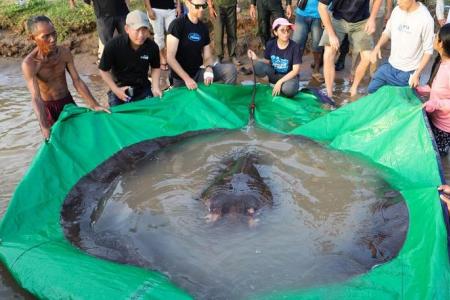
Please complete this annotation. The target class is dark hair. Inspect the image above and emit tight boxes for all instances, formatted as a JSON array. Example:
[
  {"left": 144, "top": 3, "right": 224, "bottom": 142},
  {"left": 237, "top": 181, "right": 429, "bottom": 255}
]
[
  {"left": 438, "top": 23, "right": 450, "bottom": 57},
  {"left": 26, "top": 15, "right": 53, "bottom": 35}
]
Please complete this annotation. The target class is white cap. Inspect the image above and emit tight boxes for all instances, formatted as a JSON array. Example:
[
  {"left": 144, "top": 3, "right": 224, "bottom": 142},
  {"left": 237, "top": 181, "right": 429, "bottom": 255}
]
[{"left": 126, "top": 10, "right": 150, "bottom": 30}]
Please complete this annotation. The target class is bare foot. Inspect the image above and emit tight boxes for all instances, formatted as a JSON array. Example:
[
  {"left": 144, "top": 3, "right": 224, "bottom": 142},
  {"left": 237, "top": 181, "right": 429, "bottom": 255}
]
[{"left": 349, "top": 86, "right": 357, "bottom": 98}]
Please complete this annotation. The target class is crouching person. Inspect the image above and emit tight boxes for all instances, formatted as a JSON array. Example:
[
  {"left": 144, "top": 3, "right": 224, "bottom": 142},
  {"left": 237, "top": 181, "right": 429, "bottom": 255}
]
[
  {"left": 247, "top": 18, "right": 300, "bottom": 98},
  {"left": 99, "top": 10, "right": 162, "bottom": 106},
  {"left": 166, "top": 0, "right": 237, "bottom": 89}
]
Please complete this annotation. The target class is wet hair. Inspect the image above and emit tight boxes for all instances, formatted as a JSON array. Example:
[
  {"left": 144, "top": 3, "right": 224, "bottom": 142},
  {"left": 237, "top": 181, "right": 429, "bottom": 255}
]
[
  {"left": 26, "top": 15, "right": 53, "bottom": 35},
  {"left": 438, "top": 23, "right": 450, "bottom": 57}
]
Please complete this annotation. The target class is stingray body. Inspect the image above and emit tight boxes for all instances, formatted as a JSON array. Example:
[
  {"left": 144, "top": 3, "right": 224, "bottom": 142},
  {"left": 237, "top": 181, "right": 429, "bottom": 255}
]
[{"left": 200, "top": 154, "right": 273, "bottom": 223}]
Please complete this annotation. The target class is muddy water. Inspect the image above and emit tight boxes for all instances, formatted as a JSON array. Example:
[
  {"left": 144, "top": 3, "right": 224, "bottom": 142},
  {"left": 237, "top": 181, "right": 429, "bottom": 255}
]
[
  {"left": 0, "top": 53, "right": 439, "bottom": 299},
  {"left": 62, "top": 129, "right": 408, "bottom": 299}
]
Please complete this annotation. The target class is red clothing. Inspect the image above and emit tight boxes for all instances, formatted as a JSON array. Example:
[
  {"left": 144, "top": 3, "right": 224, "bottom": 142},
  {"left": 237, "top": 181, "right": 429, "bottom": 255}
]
[{"left": 42, "top": 94, "right": 76, "bottom": 127}]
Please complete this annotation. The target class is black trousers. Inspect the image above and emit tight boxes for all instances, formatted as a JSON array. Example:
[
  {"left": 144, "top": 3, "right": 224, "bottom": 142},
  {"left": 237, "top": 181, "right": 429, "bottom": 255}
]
[
  {"left": 213, "top": 5, "right": 238, "bottom": 59},
  {"left": 256, "top": 0, "right": 284, "bottom": 45},
  {"left": 96, "top": 15, "right": 127, "bottom": 45}
]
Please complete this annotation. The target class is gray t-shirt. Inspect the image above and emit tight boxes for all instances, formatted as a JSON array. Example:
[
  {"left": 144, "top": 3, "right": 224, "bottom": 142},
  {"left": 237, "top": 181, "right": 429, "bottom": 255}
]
[{"left": 384, "top": 3, "right": 434, "bottom": 72}]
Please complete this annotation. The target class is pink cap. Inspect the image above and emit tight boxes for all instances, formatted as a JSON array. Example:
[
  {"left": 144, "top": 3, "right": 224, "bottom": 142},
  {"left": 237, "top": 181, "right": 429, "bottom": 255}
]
[{"left": 272, "top": 18, "right": 295, "bottom": 30}]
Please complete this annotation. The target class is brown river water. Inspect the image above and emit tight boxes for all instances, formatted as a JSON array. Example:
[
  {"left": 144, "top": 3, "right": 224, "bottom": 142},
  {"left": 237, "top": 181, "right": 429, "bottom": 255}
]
[{"left": 0, "top": 55, "right": 446, "bottom": 299}]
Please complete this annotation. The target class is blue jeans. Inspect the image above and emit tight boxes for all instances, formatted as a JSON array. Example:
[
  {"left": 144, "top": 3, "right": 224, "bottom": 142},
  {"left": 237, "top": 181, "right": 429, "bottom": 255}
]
[
  {"left": 108, "top": 86, "right": 153, "bottom": 107},
  {"left": 254, "top": 61, "right": 299, "bottom": 98},
  {"left": 368, "top": 63, "right": 414, "bottom": 94},
  {"left": 292, "top": 15, "right": 323, "bottom": 62}
]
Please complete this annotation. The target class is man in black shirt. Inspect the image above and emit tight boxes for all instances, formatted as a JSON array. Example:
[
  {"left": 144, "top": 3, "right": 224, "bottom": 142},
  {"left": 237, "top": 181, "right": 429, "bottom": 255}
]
[
  {"left": 318, "top": 0, "right": 382, "bottom": 99},
  {"left": 99, "top": 10, "right": 162, "bottom": 106},
  {"left": 166, "top": 0, "right": 237, "bottom": 89}
]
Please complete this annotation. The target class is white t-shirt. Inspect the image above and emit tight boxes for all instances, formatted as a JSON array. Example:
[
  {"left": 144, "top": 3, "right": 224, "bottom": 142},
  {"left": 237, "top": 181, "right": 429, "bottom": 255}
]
[{"left": 384, "top": 3, "right": 434, "bottom": 72}]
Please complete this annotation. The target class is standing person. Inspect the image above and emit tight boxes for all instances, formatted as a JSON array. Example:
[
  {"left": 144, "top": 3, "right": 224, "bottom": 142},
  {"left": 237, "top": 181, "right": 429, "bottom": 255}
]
[
  {"left": 74, "top": 0, "right": 130, "bottom": 61},
  {"left": 166, "top": 0, "right": 237, "bottom": 89},
  {"left": 436, "top": 0, "right": 450, "bottom": 27},
  {"left": 99, "top": 10, "right": 162, "bottom": 106},
  {"left": 368, "top": 0, "right": 434, "bottom": 94},
  {"left": 247, "top": 18, "right": 300, "bottom": 98},
  {"left": 144, "top": 0, "right": 181, "bottom": 71},
  {"left": 423, "top": 24, "right": 450, "bottom": 156},
  {"left": 22, "top": 16, "right": 109, "bottom": 140},
  {"left": 318, "top": 0, "right": 382, "bottom": 99},
  {"left": 292, "top": 0, "right": 323, "bottom": 82},
  {"left": 207, "top": 0, "right": 241, "bottom": 65},
  {"left": 249, "top": 0, "right": 292, "bottom": 45}
]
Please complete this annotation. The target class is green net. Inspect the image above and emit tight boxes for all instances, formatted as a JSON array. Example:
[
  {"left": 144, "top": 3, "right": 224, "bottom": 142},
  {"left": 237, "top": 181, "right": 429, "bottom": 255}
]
[{"left": 0, "top": 84, "right": 448, "bottom": 299}]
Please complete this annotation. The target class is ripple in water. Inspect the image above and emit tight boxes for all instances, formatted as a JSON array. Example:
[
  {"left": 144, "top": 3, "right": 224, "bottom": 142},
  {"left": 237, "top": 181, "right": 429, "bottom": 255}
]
[{"left": 62, "top": 128, "right": 408, "bottom": 300}]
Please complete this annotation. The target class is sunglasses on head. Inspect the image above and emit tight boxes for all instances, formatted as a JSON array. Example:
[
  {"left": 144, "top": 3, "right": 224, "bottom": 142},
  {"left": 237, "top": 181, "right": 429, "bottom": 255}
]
[{"left": 188, "top": 0, "right": 208, "bottom": 9}]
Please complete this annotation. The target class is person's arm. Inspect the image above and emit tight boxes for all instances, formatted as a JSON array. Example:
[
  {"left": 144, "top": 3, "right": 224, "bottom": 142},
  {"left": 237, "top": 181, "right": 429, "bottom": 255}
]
[
  {"left": 285, "top": 0, "right": 292, "bottom": 19},
  {"left": 202, "top": 44, "right": 215, "bottom": 85},
  {"left": 99, "top": 69, "right": 131, "bottom": 101},
  {"left": 247, "top": 49, "right": 270, "bottom": 64},
  {"left": 436, "top": 0, "right": 446, "bottom": 27},
  {"left": 125, "top": 0, "right": 131, "bottom": 9},
  {"left": 66, "top": 51, "right": 110, "bottom": 112},
  {"left": 175, "top": 0, "right": 181, "bottom": 16},
  {"left": 144, "top": 0, "right": 156, "bottom": 20},
  {"left": 22, "top": 57, "right": 51, "bottom": 140},
  {"left": 384, "top": 0, "right": 393, "bottom": 24},
  {"left": 365, "top": 0, "right": 382, "bottom": 35},
  {"left": 272, "top": 64, "right": 300, "bottom": 96},
  {"left": 151, "top": 68, "right": 162, "bottom": 97},
  {"left": 425, "top": 99, "right": 450, "bottom": 113},
  {"left": 208, "top": 0, "right": 217, "bottom": 20},
  {"left": 69, "top": 0, "right": 75, "bottom": 8},
  {"left": 409, "top": 19, "right": 434, "bottom": 88},
  {"left": 166, "top": 34, "right": 198, "bottom": 89},
  {"left": 369, "top": 32, "right": 390, "bottom": 63},
  {"left": 318, "top": 1, "right": 339, "bottom": 51},
  {"left": 250, "top": 0, "right": 257, "bottom": 20}
]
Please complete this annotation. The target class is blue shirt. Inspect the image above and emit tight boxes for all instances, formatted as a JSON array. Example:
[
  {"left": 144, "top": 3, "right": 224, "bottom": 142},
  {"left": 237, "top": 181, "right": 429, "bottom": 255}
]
[
  {"left": 295, "top": 0, "right": 320, "bottom": 18},
  {"left": 264, "top": 39, "right": 301, "bottom": 75}
]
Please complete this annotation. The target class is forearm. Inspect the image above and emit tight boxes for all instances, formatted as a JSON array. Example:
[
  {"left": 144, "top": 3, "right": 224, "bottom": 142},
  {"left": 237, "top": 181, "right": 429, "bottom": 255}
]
[
  {"left": 167, "top": 56, "right": 192, "bottom": 81},
  {"left": 414, "top": 53, "right": 432, "bottom": 76},
  {"left": 318, "top": 4, "right": 336, "bottom": 38},
  {"left": 99, "top": 70, "right": 120, "bottom": 92},
  {"left": 151, "top": 68, "right": 161, "bottom": 92},
  {"left": 144, "top": 0, "right": 152, "bottom": 11},
  {"left": 279, "top": 67, "right": 300, "bottom": 83},
  {"left": 31, "top": 96, "right": 50, "bottom": 129},
  {"left": 73, "top": 79, "right": 100, "bottom": 108},
  {"left": 374, "top": 33, "right": 390, "bottom": 50},
  {"left": 369, "top": 0, "right": 382, "bottom": 21},
  {"left": 436, "top": 0, "right": 445, "bottom": 20}
]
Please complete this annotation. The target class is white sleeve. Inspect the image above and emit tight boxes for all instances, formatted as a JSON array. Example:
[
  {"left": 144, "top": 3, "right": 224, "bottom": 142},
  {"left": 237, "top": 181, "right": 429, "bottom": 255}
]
[
  {"left": 436, "top": 0, "right": 445, "bottom": 20},
  {"left": 422, "top": 17, "right": 435, "bottom": 55}
]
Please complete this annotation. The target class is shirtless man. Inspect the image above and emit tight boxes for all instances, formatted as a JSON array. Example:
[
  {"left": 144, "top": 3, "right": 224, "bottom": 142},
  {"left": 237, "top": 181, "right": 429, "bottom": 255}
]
[{"left": 22, "top": 15, "right": 109, "bottom": 141}]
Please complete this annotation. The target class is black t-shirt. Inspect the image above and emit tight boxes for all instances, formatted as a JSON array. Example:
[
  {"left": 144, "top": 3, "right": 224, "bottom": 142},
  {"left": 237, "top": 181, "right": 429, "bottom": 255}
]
[
  {"left": 99, "top": 34, "right": 160, "bottom": 89},
  {"left": 92, "top": 0, "right": 129, "bottom": 18},
  {"left": 264, "top": 39, "right": 301, "bottom": 75},
  {"left": 319, "top": 0, "right": 370, "bottom": 23},
  {"left": 168, "top": 15, "right": 210, "bottom": 79},
  {"left": 150, "top": 0, "right": 175, "bottom": 10}
]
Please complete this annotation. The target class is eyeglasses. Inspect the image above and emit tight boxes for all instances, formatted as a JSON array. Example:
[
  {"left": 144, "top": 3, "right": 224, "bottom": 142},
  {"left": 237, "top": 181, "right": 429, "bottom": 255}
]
[
  {"left": 278, "top": 27, "right": 292, "bottom": 34},
  {"left": 188, "top": 0, "right": 208, "bottom": 9}
]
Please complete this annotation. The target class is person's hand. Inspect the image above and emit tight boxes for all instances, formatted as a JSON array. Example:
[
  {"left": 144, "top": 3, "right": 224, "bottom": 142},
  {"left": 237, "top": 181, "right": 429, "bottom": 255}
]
[
  {"left": 364, "top": 18, "right": 376, "bottom": 35},
  {"left": 203, "top": 67, "right": 214, "bottom": 86},
  {"left": 329, "top": 33, "right": 340, "bottom": 52},
  {"left": 369, "top": 48, "right": 381, "bottom": 64},
  {"left": 152, "top": 88, "right": 163, "bottom": 98},
  {"left": 209, "top": 7, "right": 217, "bottom": 19},
  {"left": 439, "top": 19, "right": 446, "bottom": 27},
  {"left": 41, "top": 126, "right": 51, "bottom": 141},
  {"left": 438, "top": 185, "right": 450, "bottom": 213},
  {"left": 247, "top": 49, "right": 257, "bottom": 60},
  {"left": 147, "top": 8, "right": 156, "bottom": 20},
  {"left": 185, "top": 77, "right": 198, "bottom": 90},
  {"left": 91, "top": 105, "right": 111, "bottom": 114},
  {"left": 409, "top": 72, "right": 420, "bottom": 88},
  {"left": 250, "top": 4, "right": 256, "bottom": 20},
  {"left": 113, "top": 86, "right": 132, "bottom": 102},
  {"left": 176, "top": 6, "right": 182, "bottom": 17},
  {"left": 272, "top": 80, "right": 283, "bottom": 96},
  {"left": 285, "top": 5, "right": 292, "bottom": 19}
]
